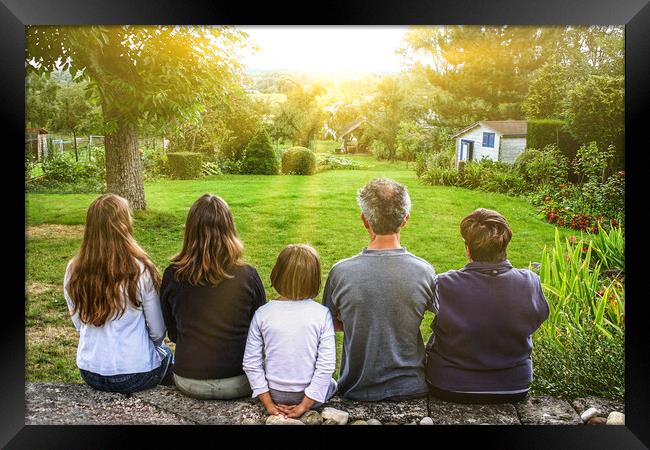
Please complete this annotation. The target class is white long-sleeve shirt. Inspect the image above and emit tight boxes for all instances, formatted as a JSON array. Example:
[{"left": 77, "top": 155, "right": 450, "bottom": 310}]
[
  {"left": 242, "top": 299, "right": 336, "bottom": 403},
  {"left": 63, "top": 259, "right": 166, "bottom": 376}
]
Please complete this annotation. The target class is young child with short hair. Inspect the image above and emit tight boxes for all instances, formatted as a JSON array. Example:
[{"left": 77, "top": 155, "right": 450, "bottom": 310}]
[{"left": 243, "top": 244, "right": 337, "bottom": 418}]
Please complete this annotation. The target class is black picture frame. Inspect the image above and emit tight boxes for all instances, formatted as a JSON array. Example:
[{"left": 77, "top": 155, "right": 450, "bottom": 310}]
[{"left": 3, "top": 0, "right": 648, "bottom": 447}]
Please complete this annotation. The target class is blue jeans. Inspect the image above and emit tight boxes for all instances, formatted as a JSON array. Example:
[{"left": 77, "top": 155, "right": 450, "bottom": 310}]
[{"left": 80, "top": 344, "right": 174, "bottom": 394}]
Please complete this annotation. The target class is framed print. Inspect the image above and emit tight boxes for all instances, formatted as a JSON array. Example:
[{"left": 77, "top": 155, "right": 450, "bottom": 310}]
[{"left": 2, "top": 0, "right": 648, "bottom": 447}]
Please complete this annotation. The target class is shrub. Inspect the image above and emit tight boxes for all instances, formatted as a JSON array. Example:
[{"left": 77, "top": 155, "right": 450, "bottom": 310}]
[
  {"left": 585, "top": 224, "right": 625, "bottom": 273},
  {"left": 416, "top": 150, "right": 454, "bottom": 178},
  {"left": 167, "top": 152, "right": 203, "bottom": 180},
  {"left": 527, "top": 119, "right": 579, "bottom": 164},
  {"left": 573, "top": 142, "right": 615, "bottom": 184},
  {"left": 141, "top": 146, "right": 169, "bottom": 180},
  {"left": 41, "top": 152, "right": 81, "bottom": 184},
  {"left": 420, "top": 166, "right": 459, "bottom": 186},
  {"left": 219, "top": 158, "right": 242, "bottom": 174},
  {"left": 532, "top": 328, "right": 624, "bottom": 400},
  {"left": 316, "top": 154, "right": 365, "bottom": 171},
  {"left": 281, "top": 146, "right": 316, "bottom": 175},
  {"left": 201, "top": 161, "right": 223, "bottom": 177},
  {"left": 240, "top": 130, "right": 279, "bottom": 175},
  {"left": 531, "top": 229, "right": 625, "bottom": 400},
  {"left": 514, "top": 145, "right": 569, "bottom": 187},
  {"left": 29, "top": 150, "right": 105, "bottom": 193},
  {"left": 370, "top": 140, "right": 390, "bottom": 160}
]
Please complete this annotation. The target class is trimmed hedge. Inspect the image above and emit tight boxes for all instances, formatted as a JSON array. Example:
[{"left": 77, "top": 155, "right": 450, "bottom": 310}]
[
  {"left": 167, "top": 152, "right": 203, "bottom": 179},
  {"left": 527, "top": 119, "right": 579, "bottom": 163},
  {"left": 241, "top": 130, "right": 279, "bottom": 175},
  {"left": 281, "top": 146, "right": 317, "bottom": 175}
]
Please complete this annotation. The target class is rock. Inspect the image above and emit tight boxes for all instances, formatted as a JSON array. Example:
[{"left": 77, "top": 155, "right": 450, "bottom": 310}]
[
  {"left": 587, "top": 416, "right": 608, "bottom": 425},
  {"left": 321, "top": 407, "right": 349, "bottom": 425},
  {"left": 428, "top": 396, "right": 520, "bottom": 425},
  {"left": 241, "top": 418, "right": 261, "bottom": 425},
  {"left": 322, "top": 419, "right": 339, "bottom": 425},
  {"left": 299, "top": 410, "right": 323, "bottom": 425},
  {"left": 385, "top": 422, "right": 399, "bottom": 425},
  {"left": 572, "top": 397, "right": 625, "bottom": 419},
  {"left": 515, "top": 396, "right": 582, "bottom": 425},
  {"left": 406, "top": 421, "right": 417, "bottom": 425},
  {"left": 25, "top": 383, "right": 194, "bottom": 425},
  {"left": 367, "top": 418, "right": 382, "bottom": 425},
  {"left": 580, "top": 407, "right": 601, "bottom": 423},
  {"left": 266, "top": 415, "right": 305, "bottom": 425},
  {"left": 350, "top": 419, "right": 368, "bottom": 425},
  {"left": 132, "top": 385, "right": 267, "bottom": 425},
  {"left": 419, "top": 417, "right": 434, "bottom": 425},
  {"left": 606, "top": 411, "right": 625, "bottom": 425}
]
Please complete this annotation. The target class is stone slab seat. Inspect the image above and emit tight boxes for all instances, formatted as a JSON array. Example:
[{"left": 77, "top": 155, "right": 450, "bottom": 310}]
[{"left": 24, "top": 383, "right": 623, "bottom": 426}]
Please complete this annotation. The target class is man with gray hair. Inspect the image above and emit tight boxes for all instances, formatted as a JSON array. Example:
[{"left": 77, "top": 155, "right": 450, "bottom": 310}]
[{"left": 323, "top": 178, "right": 437, "bottom": 401}]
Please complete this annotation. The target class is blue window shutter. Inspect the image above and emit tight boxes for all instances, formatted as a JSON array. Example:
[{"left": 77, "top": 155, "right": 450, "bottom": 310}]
[{"left": 482, "top": 132, "right": 495, "bottom": 148}]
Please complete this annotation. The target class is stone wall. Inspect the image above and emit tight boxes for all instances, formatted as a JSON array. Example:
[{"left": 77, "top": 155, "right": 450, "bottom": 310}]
[{"left": 25, "top": 383, "right": 625, "bottom": 426}]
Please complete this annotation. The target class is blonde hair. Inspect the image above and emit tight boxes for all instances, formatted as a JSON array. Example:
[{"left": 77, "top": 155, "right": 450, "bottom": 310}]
[
  {"left": 67, "top": 193, "right": 161, "bottom": 326},
  {"left": 172, "top": 194, "right": 244, "bottom": 286},
  {"left": 271, "top": 244, "right": 321, "bottom": 300}
]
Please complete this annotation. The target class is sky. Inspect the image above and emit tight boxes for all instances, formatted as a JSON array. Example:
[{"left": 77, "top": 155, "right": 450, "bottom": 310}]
[{"left": 238, "top": 26, "right": 409, "bottom": 76}]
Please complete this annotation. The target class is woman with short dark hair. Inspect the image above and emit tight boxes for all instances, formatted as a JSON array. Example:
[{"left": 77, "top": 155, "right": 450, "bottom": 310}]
[
  {"left": 425, "top": 208, "right": 549, "bottom": 404},
  {"left": 161, "top": 194, "right": 266, "bottom": 399}
]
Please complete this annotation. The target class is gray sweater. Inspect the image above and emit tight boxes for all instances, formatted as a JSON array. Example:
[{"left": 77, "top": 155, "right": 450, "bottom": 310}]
[{"left": 323, "top": 247, "right": 437, "bottom": 401}]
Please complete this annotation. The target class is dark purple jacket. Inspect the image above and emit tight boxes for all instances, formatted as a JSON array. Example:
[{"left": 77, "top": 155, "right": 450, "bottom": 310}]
[{"left": 425, "top": 260, "right": 549, "bottom": 392}]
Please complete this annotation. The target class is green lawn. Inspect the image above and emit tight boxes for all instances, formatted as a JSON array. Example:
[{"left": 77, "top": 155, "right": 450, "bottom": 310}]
[{"left": 26, "top": 154, "right": 573, "bottom": 382}]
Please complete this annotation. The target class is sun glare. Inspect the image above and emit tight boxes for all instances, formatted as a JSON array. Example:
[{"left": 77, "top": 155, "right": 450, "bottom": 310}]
[{"left": 238, "top": 26, "right": 409, "bottom": 77}]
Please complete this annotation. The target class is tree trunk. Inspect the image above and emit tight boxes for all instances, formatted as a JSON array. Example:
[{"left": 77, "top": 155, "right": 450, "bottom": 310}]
[
  {"left": 72, "top": 131, "right": 78, "bottom": 162},
  {"left": 104, "top": 122, "right": 147, "bottom": 210}
]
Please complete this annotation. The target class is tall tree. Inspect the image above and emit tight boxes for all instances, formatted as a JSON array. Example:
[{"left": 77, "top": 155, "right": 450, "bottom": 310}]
[
  {"left": 49, "top": 77, "right": 102, "bottom": 161},
  {"left": 274, "top": 84, "right": 325, "bottom": 148},
  {"left": 26, "top": 26, "right": 247, "bottom": 209},
  {"left": 522, "top": 63, "right": 570, "bottom": 120},
  {"left": 363, "top": 77, "right": 405, "bottom": 160},
  {"left": 565, "top": 74, "right": 624, "bottom": 167},
  {"left": 25, "top": 72, "right": 59, "bottom": 129}
]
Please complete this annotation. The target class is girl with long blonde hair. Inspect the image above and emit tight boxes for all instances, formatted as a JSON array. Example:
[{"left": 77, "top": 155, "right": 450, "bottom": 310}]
[
  {"left": 161, "top": 194, "right": 266, "bottom": 399},
  {"left": 64, "top": 193, "right": 173, "bottom": 393}
]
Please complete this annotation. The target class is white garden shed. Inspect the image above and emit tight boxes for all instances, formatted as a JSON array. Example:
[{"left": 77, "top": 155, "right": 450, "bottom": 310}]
[{"left": 451, "top": 120, "right": 527, "bottom": 165}]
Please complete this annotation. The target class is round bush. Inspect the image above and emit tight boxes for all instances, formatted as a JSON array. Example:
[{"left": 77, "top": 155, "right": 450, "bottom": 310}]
[
  {"left": 241, "top": 130, "right": 279, "bottom": 175},
  {"left": 281, "top": 147, "right": 316, "bottom": 175}
]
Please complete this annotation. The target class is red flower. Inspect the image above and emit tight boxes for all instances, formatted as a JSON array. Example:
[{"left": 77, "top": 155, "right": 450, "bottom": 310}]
[
  {"left": 569, "top": 236, "right": 577, "bottom": 244},
  {"left": 596, "top": 290, "right": 604, "bottom": 298},
  {"left": 582, "top": 246, "right": 589, "bottom": 253}
]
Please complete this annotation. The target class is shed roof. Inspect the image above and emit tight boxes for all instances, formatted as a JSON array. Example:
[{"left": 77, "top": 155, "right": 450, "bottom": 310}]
[
  {"left": 26, "top": 127, "right": 48, "bottom": 134},
  {"left": 451, "top": 120, "right": 527, "bottom": 138},
  {"left": 339, "top": 118, "right": 365, "bottom": 138}
]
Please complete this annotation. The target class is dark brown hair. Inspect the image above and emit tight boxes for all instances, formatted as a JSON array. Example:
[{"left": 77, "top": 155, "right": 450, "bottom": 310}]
[
  {"left": 67, "top": 194, "right": 161, "bottom": 326},
  {"left": 172, "top": 194, "right": 244, "bottom": 286},
  {"left": 460, "top": 208, "right": 512, "bottom": 263},
  {"left": 271, "top": 244, "right": 321, "bottom": 300}
]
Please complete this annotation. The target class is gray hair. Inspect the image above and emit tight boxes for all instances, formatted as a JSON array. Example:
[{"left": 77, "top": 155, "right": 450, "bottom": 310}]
[{"left": 356, "top": 178, "right": 411, "bottom": 235}]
